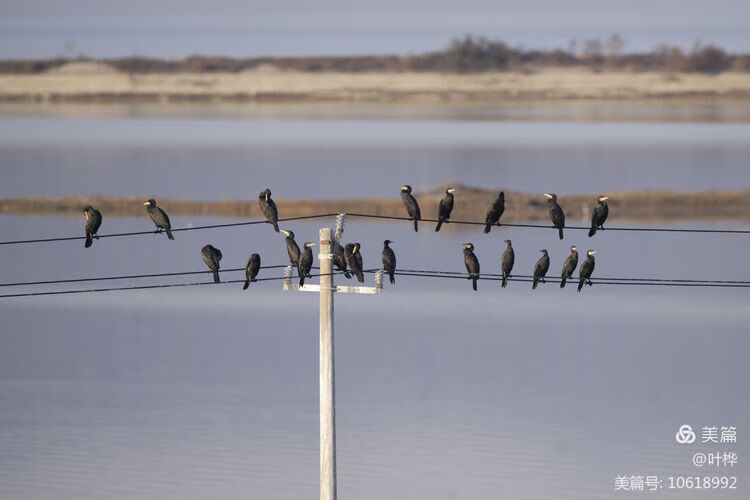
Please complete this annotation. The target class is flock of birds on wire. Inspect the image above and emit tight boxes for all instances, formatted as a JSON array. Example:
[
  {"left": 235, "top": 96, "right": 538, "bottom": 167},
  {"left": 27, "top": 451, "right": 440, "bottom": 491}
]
[{"left": 81, "top": 186, "right": 611, "bottom": 293}]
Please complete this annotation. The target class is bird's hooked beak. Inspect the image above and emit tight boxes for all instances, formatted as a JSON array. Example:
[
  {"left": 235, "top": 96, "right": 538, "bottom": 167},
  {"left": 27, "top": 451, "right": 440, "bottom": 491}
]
[
  {"left": 143, "top": 201, "right": 150, "bottom": 206},
  {"left": 590, "top": 250, "right": 597, "bottom": 255},
  {"left": 571, "top": 246, "right": 577, "bottom": 251},
  {"left": 83, "top": 210, "right": 88, "bottom": 219},
  {"left": 281, "top": 230, "right": 290, "bottom": 236},
  {"left": 401, "top": 186, "right": 407, "bottom": 191},
  {"left": 544, "top": 193, "right": 552, "bottom": 199},
  {"left": 265, "top": 192, "right": 269, "bottom": 201},
  {"left": 601, "top": 196, "right": 609, "bottom": 201},
  {"left": 448, "top": 188, "right": 456, "bottom": 193}
]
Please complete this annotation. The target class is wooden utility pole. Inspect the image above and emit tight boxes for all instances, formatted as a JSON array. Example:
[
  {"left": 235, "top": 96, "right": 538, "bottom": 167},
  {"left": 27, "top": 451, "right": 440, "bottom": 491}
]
[{"left": 283, "top": 222, "right": 382, "bottom": 500}]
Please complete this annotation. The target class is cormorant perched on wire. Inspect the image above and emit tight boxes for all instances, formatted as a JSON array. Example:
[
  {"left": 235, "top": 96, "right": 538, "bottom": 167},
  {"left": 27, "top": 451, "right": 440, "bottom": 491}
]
[
  {"left": 280, "top": 230, "right": 300, "bottom": 268},
  {"left": 345, "top": 243, "right": 365, "bottom": 283},
  {"left": 298, "top": 242, "right": 315, "bottom": 286},
  {"left": 83, "top": 205, "right": 102, "bottom": 248},
  {"left": 201, "top": 244, "right": 222, "bottom": 283},
  {"left": 333, "top": 241, "right": 350, "bottom": 279},
  {"left": 484, "top": 192, "right": 505, "bottom": 234},
  {"left": 588, "top": 196, "right": 609, "bottom": 237},
  {"left": 501, "top": 239, "right": 514, "bottom": 288},
  {"left": 144, "top": 199, "right": 174, "bottom": 240},
  {"left": 560, "top": 245, "right": 578, "bottom": 288},
  {"left": 258, "top": 188, "right": 279, "bottom": 232},
  {"left": 435, "top": 187, "right": 455, "bottom": 232},
  {"left": 382, "top": 240, "right": 396, "bottom": 284},
  {"left": 544, "top": 193, "right": 565, "bottom": 240},
  {"left": 463, "top": 243, "right": 480, "bottom": 291},
  {"left": 243, "top": 253, "right": 261, "bottom": 289},
  {"left": 400, "top": 185, "right": 421, "bottom": 232},
  {"left": 532, "top": 249, "right": 550, "bottom": 290},
  {"left": 578, "top": 250, "right": 596, "bottom": 292}
]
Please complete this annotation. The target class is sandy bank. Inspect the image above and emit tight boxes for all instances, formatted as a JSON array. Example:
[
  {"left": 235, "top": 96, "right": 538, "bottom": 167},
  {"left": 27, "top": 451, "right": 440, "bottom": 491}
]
[
  {"left": 2, "top": 69, "right": 750, "bottom": 103},
  {"left": 3, "top": 187, "right": 749, "bottom": 224}
]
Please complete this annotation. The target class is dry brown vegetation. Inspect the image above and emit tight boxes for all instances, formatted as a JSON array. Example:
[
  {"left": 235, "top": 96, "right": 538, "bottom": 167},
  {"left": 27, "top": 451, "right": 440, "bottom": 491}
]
[{"left": 3, "top": 186, "right": 749, "bottom": 224}]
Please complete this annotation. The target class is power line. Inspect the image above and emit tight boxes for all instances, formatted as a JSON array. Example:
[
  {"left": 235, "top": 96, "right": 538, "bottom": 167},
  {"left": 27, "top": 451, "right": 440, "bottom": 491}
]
[
  {"left": 345, "top": 213, "right": 750, "bottom": 234},
  {"left": 0, "top": 213, "right": 339, "bottom": 246}
]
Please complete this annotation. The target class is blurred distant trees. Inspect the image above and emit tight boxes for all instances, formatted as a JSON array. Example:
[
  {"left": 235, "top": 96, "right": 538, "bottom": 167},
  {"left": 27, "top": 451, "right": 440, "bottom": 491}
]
[{"left": 0, "top": 35, "right": 746, "bottom": 74}]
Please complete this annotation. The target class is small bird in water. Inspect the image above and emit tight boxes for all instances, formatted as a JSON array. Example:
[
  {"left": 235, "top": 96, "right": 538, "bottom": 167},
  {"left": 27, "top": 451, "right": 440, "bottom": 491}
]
[
  {"left": 532, "top": 249, "right": 550, "bottom": 290},
  {"left": 258, "top": 188, "right": 279, "bottom": 232},
  {"left": 560, "top": 245, "right": 578, "bottom": 289},
  {"left": 544, "top": 193, "right": 565, "bottom": 240},
  {"left": 333, "top": 240, "right": 350, "bottom": 279},
  {"left": 201, "top": 244, "right": 222, "bottom": 283},
  {"left": 578, "top": 250, "right": 596, "bottom": 292},
  {"left": 382, "top": 240, "right": 396, "bottom": 285},
  {"left": 280, "top": 230, "right": 300, "bottom": 268},
  {"left": 501, "top": 239, "right": 514, "bottom": 288},
  {"left": 345, "top": 243, "right": 365, "bottom": 283},
  {"left": 298, "top": 242, "right": 315, "bottom": 286},
  {"left": 243, "top": 253, "right": 261, "bottom": 289},
  {"left": 83, "top": 205, "right": 102, "bottom": 248},
  {"left": 400, "top": 185, "right": 421, "bottom": 232},
  {"left": 483, "top": 191, "right": 505, "bottom": 234},
  {"left": 435, "top": 187, "right": 455, "bottom": 232},
  {"left": 144, "top": 199, "right": 174, "bottom": 240},
  {"left": 463, "top": 243, "right": 480, "bottom": 291},
  {"left": 588, "top": 195, "right": 609, "bottom": 237}
]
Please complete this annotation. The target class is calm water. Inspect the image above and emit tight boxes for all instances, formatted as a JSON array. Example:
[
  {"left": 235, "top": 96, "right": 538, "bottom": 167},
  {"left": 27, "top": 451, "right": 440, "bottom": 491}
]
[
  {"left": 0, "top": 213, "right": 749, "bottom": 499},
  {"left": 2, "top": 116, "right": 750, "bottom": 200}
]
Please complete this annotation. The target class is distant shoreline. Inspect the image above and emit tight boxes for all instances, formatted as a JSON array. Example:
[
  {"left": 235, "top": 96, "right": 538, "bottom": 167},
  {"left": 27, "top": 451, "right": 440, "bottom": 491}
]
[
  {"left": 3, "top": 187, "right": 749, "bottom": 223},
  {"left": 2, "top": 68, "right": 750, "bottom": 104}
]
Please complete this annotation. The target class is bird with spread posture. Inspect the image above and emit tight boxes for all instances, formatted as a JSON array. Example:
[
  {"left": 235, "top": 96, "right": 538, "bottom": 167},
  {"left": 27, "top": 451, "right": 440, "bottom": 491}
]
[
  {"left": 578, "top": 250, "right": 596, "bottom": 292},
  {"left": 400, "top": 185, "right": 421, "bottom": 232},
  {"left": 501, "top": 239, "right": 514, "bottom": 288},
  {"left": 280, "top": 230, "right": 300, "bottom": 268},
  {"left": 83, "top": 205, "right": 102, "bottom": 248},
  {"left": 333, "top": 240, "right": 350, "bottom": 279},
  {"left": 345, "top": 243, "right": 365, "bottom": 283},
  {"left": 484, "top": 191, "right": 505, "bottom": 234},
  {"left": 382, "top": 240, "right": 396, "bottom": 284},
  {"left": 243, "top": 253, "right": 261, "bottom": 289},
  {"left": 463, "top": 243, "right": 480, "bottom": 291},
  {"left": 144, "top": 199, "right": 174, "bottom": 240},
  {"left": 532, "top": 249, "right": 550, "bottom": 290},
  {"left": 435, "top": 187, "right": 455, "bottom": 232},
  {"left": 560, "top": 245, "right": 578, "bottom": 289},
  {"left": 588, "top": 195, "right": 609, "bottom": 237},
  {"left": 201, "top": 244, "right": 222, "bottom": 283},
  {"left": 298, "top": 242, "right": 315, "bottom": 286},
  {"left": 544, "top": 193, "right": 565, "bottom": 240},
  {"left": 258, "top": 188, "right": 279, "bottom": 232}
]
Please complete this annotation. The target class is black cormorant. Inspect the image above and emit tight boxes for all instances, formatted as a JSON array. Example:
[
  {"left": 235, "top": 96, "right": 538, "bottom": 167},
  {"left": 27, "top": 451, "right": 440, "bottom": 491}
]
[
  {"left": 345, "top": 243, "right": 365, "bottom": 283},
  {"left": 588, "top": 196, "right": 609, "bottom": 237},
  {"left": 484, "top": 191, "right": 505, "bottom": 234},
  {"left": 258, "top": 188, "right": 279, "bottom": 232},
  {"left": 280, "top": 230, "right": 300, "bottom": 267},
  {"left": 243, "top": 253, "right": 261, "bottom": 289},
  {"left": 501, "top": 239, "right": 514, "bottom": 288},
  {"left": 463, "top": 243, "right": 480, "bottom": 291},
  {"left": 435, "top": 187, "right": 455, "bottom": 232},
  {"left": 144, "top": 199, "right": 174, "bottom": 240},
  {"left": 400, "top": 185, "right": 421, "bottom": 232},
  {"left": 382, "top": 240, "right": 396, "bottom": 284},
  {"left": 333, "top": 240, "right": 350, "bottom": 279},
  {"left": 201, "top": 244, "right": 222, "bottom": 283},
  {"left": 544, "top": 193, "right": 565, "bottom": 240},
  {"left": 532, "top": 249, "right": 550, "bottom": 290},
  {"left": 83, "top": 205, "right": 102, "bottom": 248},
  {"left": 560, "top": 245, "right": 578, "bottom": 288},
  {"left": 578, "top": 250, "right": 596, "bottom": 292},
  {"left": 298, "top": 242, "right": 315, "bottom": 286}
]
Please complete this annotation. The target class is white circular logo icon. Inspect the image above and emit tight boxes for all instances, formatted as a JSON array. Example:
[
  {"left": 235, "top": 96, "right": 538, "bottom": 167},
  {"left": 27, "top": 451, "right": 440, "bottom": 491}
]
[{"left": 675, "top": 424, "right": 696, "bottom": 444}]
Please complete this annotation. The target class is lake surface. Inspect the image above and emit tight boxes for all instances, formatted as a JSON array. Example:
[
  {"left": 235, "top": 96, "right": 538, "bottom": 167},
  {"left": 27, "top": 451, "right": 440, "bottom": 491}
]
[
  {"left": 2, "top": 116, "right": 750, "bottom": 200},
  {"left": 1, "top": 213, "right": 748, "bottom": 500}
]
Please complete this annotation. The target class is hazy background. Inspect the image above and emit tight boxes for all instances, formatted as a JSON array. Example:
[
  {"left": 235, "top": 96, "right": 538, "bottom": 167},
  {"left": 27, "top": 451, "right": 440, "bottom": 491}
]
[{"left": 1, "top": 0, "right": 750, "bottom": 59}]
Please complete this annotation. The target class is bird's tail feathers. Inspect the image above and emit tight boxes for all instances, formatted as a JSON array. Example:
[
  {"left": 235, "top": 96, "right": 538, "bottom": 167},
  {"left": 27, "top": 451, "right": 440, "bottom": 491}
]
[
  {"left": 243, "top": 280, "right": 250, "bottom": 290},
  {"left": 435, "top": 221, "right": 443, "bottom": 232},
  {"left": 560, "top": 277, "right": 567, "bottom": 288},
  {"left": 85, "top": 235, "right": 93, "bottom": 248},
  {"left": 558, "top": 227, "right": 564, "bottom": 240},
  {"left": 166, "top": 228, "right": 175, "bottom": 240},
  {"left": 588, "top": 226, "right": 596, "bottom": 237}
]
